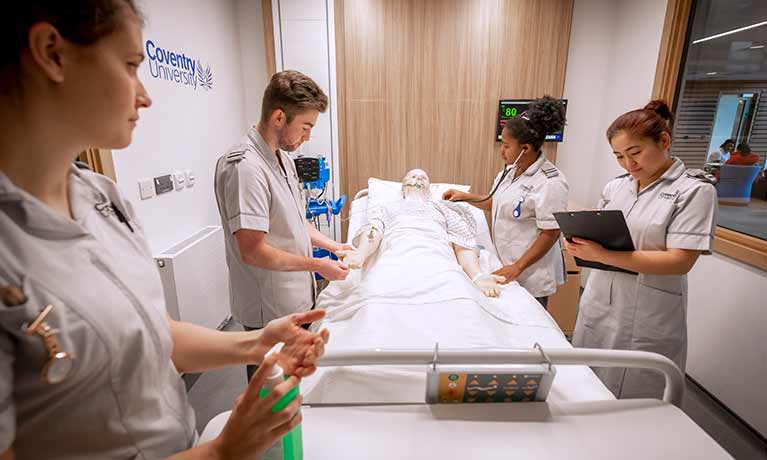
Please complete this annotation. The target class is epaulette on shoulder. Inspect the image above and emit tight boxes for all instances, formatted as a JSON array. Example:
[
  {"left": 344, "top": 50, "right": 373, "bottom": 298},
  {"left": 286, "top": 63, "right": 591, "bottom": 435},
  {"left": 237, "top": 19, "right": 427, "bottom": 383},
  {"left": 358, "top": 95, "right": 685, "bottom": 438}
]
[
  {"left": 615, "top": 172, "right": 630, "bottom": 179},
  {"left": 226, "top": 149, "right": 248, "bottom": 163},
  {"left": 541, "top": 166, "right": 559, "bottom": 179},
  {"left": 685, "top": 169, "right": 716, "bottom": 184}
]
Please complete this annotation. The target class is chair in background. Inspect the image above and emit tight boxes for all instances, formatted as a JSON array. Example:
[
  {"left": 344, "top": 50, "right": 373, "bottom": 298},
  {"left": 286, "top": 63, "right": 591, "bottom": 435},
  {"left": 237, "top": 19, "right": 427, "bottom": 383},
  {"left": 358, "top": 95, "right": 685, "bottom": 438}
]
[{"left": 716, "top": 165, "right": 761, "bottom": 206}]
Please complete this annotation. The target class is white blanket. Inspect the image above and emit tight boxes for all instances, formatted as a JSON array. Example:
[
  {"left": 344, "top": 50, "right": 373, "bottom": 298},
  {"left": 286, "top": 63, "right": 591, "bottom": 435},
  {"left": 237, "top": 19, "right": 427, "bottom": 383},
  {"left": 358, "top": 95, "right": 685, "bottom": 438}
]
[{"left": 318, "top": 201, "right": 549, "bottom": 327}]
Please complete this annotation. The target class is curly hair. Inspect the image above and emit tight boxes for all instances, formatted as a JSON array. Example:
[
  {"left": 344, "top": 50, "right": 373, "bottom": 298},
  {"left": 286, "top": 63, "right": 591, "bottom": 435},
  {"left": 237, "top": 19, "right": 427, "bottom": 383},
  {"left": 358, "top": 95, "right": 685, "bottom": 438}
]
[{"left": 503, "top": 96, "right": 566, "bottom": 150}]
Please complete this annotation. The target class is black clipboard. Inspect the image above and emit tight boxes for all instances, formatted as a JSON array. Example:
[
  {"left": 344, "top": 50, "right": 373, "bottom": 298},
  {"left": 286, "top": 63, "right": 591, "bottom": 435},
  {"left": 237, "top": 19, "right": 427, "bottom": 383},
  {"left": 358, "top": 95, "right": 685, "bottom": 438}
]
[{"left": 553, "top": 210, "right": 637, "bottom": 275}]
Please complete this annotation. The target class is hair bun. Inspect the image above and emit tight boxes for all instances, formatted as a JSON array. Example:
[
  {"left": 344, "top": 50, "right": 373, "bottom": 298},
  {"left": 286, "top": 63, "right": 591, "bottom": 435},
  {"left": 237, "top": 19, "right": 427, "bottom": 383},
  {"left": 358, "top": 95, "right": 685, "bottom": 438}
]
[
  {"left": 643, "top": 100, "right": 673, "bottom": 123},
  {"left": 526, "top": 96, "right": 566, "bottom": 136}
]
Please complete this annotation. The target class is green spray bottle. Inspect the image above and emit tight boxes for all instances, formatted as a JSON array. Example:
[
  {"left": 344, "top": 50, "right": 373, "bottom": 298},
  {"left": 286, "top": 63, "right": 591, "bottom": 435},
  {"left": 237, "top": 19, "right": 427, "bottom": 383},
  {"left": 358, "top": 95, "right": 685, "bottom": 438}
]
[{"left": 260, "top": 362, "right": 303, "bottom": 460}]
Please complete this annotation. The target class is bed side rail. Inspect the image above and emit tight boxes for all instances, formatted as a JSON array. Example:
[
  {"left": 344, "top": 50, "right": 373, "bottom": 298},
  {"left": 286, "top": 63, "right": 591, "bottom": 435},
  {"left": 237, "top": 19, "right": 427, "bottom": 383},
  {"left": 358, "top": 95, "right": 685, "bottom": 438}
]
[{"left": 318, "top": 346, "right": 685, "bottom": 406}]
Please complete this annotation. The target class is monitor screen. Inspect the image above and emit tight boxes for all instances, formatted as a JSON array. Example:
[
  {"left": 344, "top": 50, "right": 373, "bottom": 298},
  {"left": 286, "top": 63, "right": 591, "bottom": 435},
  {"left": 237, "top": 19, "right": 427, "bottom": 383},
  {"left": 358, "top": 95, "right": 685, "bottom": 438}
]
[{"left": 496, "top": 99, "right": 568, "bottom": 142}]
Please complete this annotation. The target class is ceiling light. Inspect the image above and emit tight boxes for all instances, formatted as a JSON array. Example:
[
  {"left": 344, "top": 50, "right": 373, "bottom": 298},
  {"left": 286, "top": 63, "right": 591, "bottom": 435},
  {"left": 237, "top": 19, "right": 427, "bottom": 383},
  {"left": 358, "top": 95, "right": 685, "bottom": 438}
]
[
  {"left": 706, "top": 72, "right": 718, "bottom": 75},
  {"left": 750, "top": 44, "right": 766, "bottom": 49},
  {"left": 692, "top": 20, "right": 767, "bottom": 44}
]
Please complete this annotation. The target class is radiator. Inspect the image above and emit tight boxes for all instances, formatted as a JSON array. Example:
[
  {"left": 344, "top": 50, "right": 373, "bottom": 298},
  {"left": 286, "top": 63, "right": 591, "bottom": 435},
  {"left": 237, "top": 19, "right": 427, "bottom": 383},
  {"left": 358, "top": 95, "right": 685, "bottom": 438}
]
[{"left": 155, "top": 226, "right": 232, "bottom": 330}]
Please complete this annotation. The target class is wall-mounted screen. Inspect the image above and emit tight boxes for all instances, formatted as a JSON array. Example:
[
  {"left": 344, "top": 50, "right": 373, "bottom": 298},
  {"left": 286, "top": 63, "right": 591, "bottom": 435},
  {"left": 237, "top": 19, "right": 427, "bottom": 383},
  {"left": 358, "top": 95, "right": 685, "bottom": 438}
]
[{"left": 496, "top": 99, "right": 568, "bottom": 142}]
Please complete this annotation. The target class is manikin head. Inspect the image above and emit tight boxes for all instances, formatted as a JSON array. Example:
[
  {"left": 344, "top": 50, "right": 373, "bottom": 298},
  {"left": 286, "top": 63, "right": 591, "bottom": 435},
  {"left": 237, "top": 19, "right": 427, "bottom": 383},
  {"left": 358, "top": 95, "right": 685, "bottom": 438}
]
[{"left": 401, "top": 169, "right": 431, "bottom": 200}]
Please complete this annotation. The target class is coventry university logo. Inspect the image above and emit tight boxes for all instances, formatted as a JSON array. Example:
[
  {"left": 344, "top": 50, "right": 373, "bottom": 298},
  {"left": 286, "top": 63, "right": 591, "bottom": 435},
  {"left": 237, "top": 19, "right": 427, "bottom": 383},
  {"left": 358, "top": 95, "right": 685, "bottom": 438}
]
[
  {"left": 196, "top": 60, "right": 213, "bottom": 90},
  {"left": 145, "top": 39, "right": 214, "bottom": 91}
]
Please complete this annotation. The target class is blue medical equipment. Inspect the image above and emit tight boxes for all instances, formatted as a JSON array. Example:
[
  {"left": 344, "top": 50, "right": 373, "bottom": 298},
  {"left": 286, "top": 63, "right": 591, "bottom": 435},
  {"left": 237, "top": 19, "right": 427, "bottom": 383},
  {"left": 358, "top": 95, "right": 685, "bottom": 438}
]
[{"left": 293, "top": 156, "right": 347, "bottom": 280}]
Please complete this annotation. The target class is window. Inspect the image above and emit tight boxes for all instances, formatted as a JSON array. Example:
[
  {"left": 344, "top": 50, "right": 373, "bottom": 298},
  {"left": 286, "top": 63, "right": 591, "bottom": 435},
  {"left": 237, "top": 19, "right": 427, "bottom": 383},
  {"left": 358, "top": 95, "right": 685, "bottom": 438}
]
[{"left": 673, "top": 0, "right": 767, "bottom": 242}]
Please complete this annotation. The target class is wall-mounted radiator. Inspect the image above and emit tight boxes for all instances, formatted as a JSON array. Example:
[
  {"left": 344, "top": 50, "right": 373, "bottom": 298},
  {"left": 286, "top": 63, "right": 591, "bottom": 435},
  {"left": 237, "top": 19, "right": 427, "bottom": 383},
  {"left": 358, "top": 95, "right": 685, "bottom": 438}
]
[{"left": 155, "top": 226, "right": 231, "bottom": 330}]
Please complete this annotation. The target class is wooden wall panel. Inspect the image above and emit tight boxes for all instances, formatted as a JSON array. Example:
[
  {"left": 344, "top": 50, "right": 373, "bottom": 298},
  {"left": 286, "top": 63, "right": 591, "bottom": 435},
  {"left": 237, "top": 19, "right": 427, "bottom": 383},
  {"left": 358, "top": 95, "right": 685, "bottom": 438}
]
[
  {"left": 335, "top": 0, "right": 574, "bottom": 231},
  {"left": 262, "top": 0, "right": 276, "bottom": 80},
  {"left": 652, "top": 0, "right": 694, "bottom": 104}
]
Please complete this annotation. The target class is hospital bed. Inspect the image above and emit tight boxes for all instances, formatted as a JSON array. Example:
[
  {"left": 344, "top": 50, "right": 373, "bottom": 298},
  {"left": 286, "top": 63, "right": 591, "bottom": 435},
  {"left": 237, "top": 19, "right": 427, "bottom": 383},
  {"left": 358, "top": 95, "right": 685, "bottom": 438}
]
[{"left": 201, "top": 185, "right": 732, "bottom": 459}]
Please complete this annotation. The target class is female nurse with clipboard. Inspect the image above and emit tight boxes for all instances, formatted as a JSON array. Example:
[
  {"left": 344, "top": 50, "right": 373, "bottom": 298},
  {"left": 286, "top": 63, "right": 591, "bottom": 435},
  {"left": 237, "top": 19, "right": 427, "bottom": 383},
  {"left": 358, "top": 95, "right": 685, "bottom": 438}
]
[{"left": 565, "top": 100, "right": 717, "bottom": 399}]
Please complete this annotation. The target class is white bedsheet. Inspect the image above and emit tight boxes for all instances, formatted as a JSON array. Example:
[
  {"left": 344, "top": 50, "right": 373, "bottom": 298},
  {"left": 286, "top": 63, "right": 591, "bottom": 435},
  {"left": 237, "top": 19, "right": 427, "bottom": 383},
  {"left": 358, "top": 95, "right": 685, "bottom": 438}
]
[{"left": 302, "top": 195, "right": 614, "bottom": 404}]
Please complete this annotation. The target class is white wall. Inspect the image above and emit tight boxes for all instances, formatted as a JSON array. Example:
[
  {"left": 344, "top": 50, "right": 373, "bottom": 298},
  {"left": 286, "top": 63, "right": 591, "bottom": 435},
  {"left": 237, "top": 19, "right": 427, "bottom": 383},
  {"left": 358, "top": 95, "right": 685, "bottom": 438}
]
[
  {"left": 113, "top": 0, "right": 256, "bottom": 254},
  {"left": 557, "top": 0, "right": 667, "bottom": 208},
  {"left": 272, "top": 0, "right": 341, "bottom": 240},
  {"left": 687, "top": 255, "right": 767, "bottom": 436}
]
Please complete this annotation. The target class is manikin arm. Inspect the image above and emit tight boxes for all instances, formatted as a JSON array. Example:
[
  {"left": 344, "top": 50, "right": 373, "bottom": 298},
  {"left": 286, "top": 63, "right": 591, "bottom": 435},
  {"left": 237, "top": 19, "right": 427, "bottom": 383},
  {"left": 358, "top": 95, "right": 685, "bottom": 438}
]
[
  {"left": 336, "top": 225, "right": 383, "bottom": 269},
  {"left": 454, "top": 245, "right": 505, "bottom": 297}
]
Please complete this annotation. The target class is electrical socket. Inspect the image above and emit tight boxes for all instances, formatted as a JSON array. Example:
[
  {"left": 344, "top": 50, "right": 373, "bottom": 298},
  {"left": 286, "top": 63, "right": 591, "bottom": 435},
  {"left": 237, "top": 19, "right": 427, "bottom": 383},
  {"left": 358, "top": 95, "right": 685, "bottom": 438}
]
[
  {"left": 172, "top": 171, "right": 185, "bottom": 191},
  {"left": 185, "top": 169, "right": 195, "bottom": 187},
  {"left": 139, "top": 178, "right": 155, "bottom": 200}
]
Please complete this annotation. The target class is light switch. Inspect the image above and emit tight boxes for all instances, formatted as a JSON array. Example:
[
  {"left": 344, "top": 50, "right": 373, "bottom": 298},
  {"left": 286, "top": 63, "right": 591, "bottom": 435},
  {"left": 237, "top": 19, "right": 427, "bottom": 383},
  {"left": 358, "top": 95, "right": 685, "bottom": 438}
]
[
  {"left": 184, "top": 169, "right": 196, "bottom": 187},
  {"left": 139, "top": 178, "right": 155, "bottom": 200},
  {"left": 173, "top": 171, "right": 185, "bottom": 191}
]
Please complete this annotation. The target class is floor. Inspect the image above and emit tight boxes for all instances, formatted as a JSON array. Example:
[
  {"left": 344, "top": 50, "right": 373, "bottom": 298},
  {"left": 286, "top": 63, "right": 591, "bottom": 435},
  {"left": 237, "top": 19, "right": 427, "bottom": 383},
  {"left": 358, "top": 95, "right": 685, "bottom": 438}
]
[
  {"left": 186, "top": 323, "right": 767, "bottom": 459},
  {"left": 718, "top": 198, "right": 767, "bottom": 240}
]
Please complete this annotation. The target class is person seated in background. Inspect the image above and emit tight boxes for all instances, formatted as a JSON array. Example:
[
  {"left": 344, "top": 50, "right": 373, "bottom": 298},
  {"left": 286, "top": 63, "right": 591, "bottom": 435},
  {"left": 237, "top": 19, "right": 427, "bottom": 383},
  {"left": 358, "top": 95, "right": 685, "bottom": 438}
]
[
  {"left": 706, "top": 138, "right": 735, "bottom": 164},
  {"left": 336, "top": 169, "right": 505, "bottom": 298},
  {"left": 725, "top": 142, "right": 760, "bottom": 166}
]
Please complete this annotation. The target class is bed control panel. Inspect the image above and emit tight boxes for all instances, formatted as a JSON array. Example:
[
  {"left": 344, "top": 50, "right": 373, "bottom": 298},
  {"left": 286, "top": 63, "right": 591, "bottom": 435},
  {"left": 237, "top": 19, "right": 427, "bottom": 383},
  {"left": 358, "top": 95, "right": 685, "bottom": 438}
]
[{"left": 425, "top": 364, "right": 555, "bottom": 404}]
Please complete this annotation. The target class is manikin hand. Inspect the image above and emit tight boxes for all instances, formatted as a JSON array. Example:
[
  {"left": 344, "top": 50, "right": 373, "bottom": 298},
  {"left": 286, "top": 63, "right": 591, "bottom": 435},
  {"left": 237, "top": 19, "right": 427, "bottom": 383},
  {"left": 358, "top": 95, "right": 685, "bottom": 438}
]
[
  {"left": 472, "top": 273, "right": 506, "bottom": 297},
  {"left": 335, "top": 248, "right": 366, "bottom": 269}
]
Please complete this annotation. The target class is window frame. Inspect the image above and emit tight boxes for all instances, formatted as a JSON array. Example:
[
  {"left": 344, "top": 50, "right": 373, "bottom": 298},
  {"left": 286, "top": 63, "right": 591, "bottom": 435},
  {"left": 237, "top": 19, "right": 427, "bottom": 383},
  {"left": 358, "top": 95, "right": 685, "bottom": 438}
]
[{"left": 654, "top": 0, "right": 767, "bottom": 271}]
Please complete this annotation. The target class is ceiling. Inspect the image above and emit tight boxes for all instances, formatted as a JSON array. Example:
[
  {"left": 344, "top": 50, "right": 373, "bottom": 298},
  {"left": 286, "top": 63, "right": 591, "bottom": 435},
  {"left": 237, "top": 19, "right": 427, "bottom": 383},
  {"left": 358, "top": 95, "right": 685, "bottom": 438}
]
[{"left": 683, "top": 0, "right": 767, "bottom": 81}]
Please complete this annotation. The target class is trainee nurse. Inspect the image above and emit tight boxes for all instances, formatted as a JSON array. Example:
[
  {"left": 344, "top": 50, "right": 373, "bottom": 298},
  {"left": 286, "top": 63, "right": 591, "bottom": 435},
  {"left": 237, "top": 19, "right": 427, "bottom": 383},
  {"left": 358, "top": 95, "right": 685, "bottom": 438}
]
[
  {"left": 0, "top": 1, "right": 328, "bottom": 458},
  {"left": 566, "top": 100, "right": 717, "bottom": 398},
  {"left": 443, "top": 97, "right": 569, "bottom": 308}
]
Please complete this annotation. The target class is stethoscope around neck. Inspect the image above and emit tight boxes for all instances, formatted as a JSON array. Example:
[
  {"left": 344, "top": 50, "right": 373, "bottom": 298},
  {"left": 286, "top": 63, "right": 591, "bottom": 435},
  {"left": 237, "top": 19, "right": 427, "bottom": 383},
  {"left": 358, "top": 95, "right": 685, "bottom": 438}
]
[{"left": 454, "top": 147, "right": 539, "bottom": 204}]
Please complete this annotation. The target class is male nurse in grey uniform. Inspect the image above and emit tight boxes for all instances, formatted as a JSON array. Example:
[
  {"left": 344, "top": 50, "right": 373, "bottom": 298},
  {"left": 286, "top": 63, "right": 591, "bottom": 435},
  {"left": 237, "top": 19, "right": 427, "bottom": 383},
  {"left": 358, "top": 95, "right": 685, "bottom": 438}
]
[
  {"left": 567, "top": 101, "right": 717, "bottom": 399},
  {"left": 215, "top": 71, "right": 349, "bottom": 381}
]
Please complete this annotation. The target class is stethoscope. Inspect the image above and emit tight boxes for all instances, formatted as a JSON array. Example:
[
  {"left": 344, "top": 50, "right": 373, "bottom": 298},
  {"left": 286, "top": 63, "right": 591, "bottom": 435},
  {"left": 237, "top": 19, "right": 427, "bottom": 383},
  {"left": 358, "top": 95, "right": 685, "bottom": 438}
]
[{"left": 453, "top": 146, "right": 531, "bottom": 204}]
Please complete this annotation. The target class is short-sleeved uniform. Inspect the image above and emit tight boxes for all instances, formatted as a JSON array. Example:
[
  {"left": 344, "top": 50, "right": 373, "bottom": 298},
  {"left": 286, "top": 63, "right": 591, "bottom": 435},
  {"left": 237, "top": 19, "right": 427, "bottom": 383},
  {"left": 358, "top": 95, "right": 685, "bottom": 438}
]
[
  {"left": 572, "top": 158, "right": 718, "bottom": 398},
  {"left": 214, "top": 127, "right": 314, "bottom": 328},
  {"left": 491, "top": 154, "right": 569, "bottom": 298},
  {"left": 0, "top": 167, "right": 195, "bottom": 459}
]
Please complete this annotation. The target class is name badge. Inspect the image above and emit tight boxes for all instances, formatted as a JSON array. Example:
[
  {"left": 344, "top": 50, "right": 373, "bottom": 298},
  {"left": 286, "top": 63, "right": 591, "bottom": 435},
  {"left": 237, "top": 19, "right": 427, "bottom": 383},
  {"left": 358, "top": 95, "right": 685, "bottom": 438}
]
[{"left": 658, "top": 191, "right": 679, "bottom": 202}]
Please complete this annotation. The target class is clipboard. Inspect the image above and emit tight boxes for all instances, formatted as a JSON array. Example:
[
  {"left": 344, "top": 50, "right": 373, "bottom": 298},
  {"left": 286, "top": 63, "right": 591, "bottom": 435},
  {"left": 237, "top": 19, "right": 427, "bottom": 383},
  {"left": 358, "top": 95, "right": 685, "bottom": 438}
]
[{"left": 553, "top": 210, "right": 637, "bottom": 275}]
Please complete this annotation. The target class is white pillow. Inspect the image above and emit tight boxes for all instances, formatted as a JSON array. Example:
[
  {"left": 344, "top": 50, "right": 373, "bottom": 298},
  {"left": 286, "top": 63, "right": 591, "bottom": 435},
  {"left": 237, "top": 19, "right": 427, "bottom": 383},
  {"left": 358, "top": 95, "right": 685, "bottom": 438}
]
[
  {"left": 367, "top": 178, "right": 402, "bottom": 206},
  {"left": 366, "top": 177, "right": 471, "bottom": 207},
  {"left": 431, "top": 182, "right": 471, "bottom": 198}
]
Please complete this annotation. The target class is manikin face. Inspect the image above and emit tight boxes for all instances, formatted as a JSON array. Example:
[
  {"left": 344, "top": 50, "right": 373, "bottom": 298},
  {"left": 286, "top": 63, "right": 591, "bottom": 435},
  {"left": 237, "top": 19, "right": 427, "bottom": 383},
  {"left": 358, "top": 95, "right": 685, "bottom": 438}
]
[{"left": 401, "top": 169, "right": 431, "bottom": 199}]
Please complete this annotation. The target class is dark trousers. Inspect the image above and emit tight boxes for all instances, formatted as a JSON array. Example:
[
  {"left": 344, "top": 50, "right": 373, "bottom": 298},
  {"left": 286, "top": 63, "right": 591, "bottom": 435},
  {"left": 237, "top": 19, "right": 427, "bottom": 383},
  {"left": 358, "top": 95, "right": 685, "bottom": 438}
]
[
  {"left": 243, "top": 325, "right": 262, "bottom": 382},
  {"left": 535, "top": 296, "right": 549, "bottom": 310},
  {"left": 243, "top": 322, "right": 312, "bottom": 382}
]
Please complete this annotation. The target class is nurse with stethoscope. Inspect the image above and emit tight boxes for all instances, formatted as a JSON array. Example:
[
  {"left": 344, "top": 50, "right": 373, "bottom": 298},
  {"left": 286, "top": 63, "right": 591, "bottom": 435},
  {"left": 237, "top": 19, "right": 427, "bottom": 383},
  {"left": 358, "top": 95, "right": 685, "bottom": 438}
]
[
  {"left": 565, "top": 100, "right": 717, "bottom": 399},
  {"left": 444, "top": 97, "right": 569, "bottom": 308}
]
